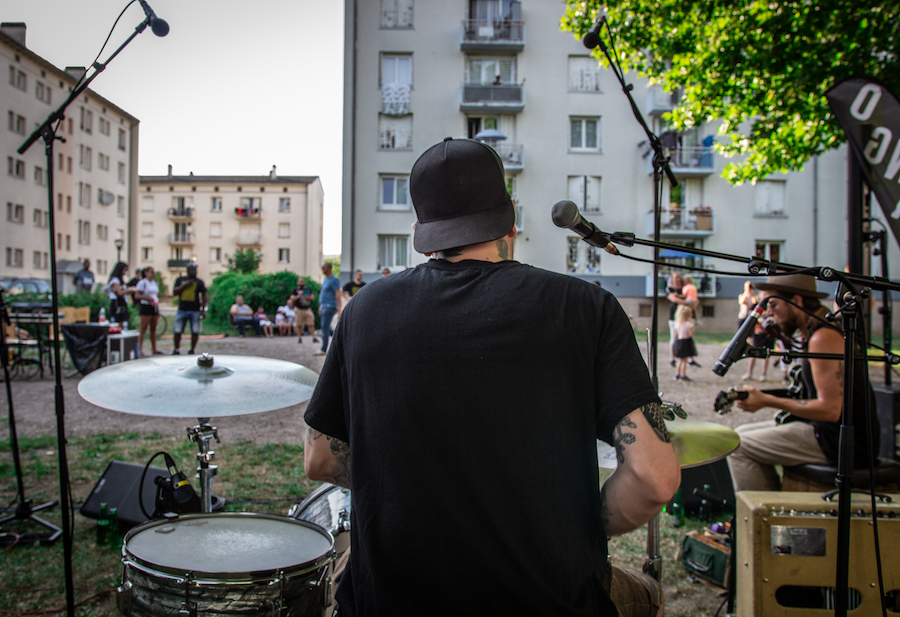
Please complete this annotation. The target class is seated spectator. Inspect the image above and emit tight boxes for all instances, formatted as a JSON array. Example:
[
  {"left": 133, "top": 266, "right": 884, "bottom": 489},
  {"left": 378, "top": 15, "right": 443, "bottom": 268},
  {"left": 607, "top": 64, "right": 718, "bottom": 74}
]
[
  {"left": 277, "top": 299, "right": 296, "bottom": 335},
  {"left": 255, "top": 306, "right": 275, "bottom": 338},
  {"left": 275, "top": 307, "right": 290, "bottom": 336},
  {"left": 230, "top": 295, "right": 261, "bottom": 337}
]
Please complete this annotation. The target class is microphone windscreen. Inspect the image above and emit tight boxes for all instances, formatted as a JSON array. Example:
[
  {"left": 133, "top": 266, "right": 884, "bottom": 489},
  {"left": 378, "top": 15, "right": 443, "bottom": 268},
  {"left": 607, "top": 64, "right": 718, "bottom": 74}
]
[
  {"left": 151, "top": 18, "right": 170, "bottom": 37},
  {"left": 551, "top": 200, "right": 579, "bottom": 228}
]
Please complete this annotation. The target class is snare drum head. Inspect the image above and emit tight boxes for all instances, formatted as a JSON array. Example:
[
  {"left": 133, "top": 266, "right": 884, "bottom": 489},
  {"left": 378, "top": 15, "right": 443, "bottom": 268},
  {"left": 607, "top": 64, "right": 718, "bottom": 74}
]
[{"left": 124, "top": 513, "right": 332, "bottom": 577}]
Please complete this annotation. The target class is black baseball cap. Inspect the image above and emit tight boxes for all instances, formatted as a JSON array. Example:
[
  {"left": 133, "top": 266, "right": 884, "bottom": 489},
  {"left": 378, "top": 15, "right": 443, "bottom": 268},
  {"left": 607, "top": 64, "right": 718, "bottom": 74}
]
[{"left": 410, "top": 138, "right": 514, "bottom": 254}]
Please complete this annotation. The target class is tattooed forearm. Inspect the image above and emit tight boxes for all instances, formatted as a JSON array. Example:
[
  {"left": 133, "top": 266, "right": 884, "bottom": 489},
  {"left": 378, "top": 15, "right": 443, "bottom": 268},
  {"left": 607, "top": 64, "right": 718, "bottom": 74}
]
[
  {"left": 641, "top": 402, "right": 671, "bottom": 443},
  {"left": 613, "top": 416, "right": 637, "bottom": 464},
  {"left": 306, "top": 429, "right": 352, "bottom": 488}
]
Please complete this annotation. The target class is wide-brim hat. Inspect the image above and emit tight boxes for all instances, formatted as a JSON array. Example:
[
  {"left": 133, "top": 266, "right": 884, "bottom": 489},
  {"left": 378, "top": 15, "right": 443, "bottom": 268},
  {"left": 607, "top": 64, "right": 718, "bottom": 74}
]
[
  {"left": 410, "top": 138, "right": 515, "bottom": 254},
  {"left": 754, "top": 273, "right": 829, "bottom": 299}
]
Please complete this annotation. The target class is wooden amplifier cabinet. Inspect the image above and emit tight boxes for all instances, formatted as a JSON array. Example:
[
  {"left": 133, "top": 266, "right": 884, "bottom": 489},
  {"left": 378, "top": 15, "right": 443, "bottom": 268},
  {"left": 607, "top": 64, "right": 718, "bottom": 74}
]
[{"left": 736, "top": 491, "right": 900, "bottom": 616}]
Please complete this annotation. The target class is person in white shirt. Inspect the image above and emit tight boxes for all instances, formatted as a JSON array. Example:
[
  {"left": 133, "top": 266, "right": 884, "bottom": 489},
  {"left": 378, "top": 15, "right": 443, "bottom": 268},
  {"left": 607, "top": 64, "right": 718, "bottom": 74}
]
[{"left": 133, "top": 266, "right": 162, "bottom": 355}]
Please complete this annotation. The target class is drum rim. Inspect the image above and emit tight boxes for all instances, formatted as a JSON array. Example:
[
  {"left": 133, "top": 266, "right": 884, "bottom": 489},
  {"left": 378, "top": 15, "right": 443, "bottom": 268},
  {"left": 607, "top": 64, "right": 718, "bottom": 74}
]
[
  {"left": 122, "top": 512, "right": 334, "bottom": 581},
  {"left": 295, "top": 482, "right": 349, "bottom": 515}
]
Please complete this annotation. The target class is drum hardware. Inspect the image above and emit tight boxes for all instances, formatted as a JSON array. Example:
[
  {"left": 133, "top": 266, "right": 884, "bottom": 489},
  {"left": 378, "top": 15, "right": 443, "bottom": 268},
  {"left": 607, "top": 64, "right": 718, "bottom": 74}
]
[{"left": 187, "top": 420, "right": 220, "bottom": 514}]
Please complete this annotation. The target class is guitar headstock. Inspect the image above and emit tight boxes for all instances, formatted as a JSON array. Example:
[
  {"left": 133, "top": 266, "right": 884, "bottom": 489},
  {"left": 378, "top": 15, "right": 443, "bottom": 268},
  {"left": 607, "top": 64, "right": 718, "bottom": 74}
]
[{"left": 714, "top": 387, "right": 748, "bottom": 414}]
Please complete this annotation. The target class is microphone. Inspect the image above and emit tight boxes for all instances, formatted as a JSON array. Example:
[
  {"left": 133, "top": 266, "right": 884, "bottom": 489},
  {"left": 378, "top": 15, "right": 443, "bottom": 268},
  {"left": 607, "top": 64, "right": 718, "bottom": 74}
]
[
  {"left": 162, "top": 453, "right": 198, "bottom": 507},
  {"left": 551, "top": 200, "right": 618, "bottom": 255},
  {"left": 712, "top": 299, "right": 769, "bottom": 376},
  {"left": 582, "top": 17, "right": 606, "bottom": 50},
  {"left": 138, "top": 0, "right": 170, "bottom": 37}
]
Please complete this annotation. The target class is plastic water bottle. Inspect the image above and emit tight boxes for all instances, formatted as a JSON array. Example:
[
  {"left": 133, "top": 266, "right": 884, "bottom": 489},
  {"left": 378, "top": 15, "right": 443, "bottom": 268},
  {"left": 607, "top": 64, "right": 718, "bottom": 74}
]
[
  {"left": 98, "top": 307, "right": 107, "bottom": 323},
  {"left": 122, "top": 321, "right": 128, "bottom": 331}
]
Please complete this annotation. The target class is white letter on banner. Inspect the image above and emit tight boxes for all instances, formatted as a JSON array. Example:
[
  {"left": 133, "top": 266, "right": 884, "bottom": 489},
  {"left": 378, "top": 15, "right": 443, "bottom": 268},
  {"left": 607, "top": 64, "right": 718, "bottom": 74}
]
[
  {"left": 865, "top": 127, "right": 893, "bottom": 165},
  {"left": 885, "top": 140, "right": 900, "bottom": 182},
  {"left": 850, "top": 84, "right": 882, "bottom": 121}
]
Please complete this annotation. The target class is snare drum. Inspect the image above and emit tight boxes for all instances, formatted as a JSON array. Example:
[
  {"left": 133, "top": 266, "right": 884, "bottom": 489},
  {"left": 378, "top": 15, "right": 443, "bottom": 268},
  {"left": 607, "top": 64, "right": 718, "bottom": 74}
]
[
  {"left": 289, "top": 483, "right": 351, "bottom": 557},
  {"left": 117, "top": 513, "right": 333, "bottom": 617}
]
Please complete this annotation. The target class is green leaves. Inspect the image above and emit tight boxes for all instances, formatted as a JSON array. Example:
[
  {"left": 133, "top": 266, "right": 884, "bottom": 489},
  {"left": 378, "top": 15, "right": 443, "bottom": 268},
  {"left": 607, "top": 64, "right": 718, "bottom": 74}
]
[{"left": 561, "top": 0, "right": 900, "bottom": 183}]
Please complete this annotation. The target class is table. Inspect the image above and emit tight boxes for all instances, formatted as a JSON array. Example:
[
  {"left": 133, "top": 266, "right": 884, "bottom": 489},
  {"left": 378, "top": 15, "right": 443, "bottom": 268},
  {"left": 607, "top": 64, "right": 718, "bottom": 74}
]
[
  {"left": 7, "top": 311, "right": 62, "bottom": 378},
  {"left": 107, "top": 331, "right": 139, "bottom": 364}
]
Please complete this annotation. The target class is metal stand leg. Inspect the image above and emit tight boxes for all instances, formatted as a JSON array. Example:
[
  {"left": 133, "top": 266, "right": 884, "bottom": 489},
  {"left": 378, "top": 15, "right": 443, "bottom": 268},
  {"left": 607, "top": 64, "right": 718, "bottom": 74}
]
[
  {"left": 187, "top": 419, "right": 219, "bottom": 514},
  {"left": 644, "top": 513, "right": 663, "bottom": 581}
]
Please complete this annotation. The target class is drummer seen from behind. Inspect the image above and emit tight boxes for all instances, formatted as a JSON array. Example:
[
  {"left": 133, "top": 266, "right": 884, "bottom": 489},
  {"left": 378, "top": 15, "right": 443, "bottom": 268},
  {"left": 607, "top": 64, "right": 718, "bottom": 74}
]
[{"left": 304, "top": 138, "right": 680, "bottom": 617}]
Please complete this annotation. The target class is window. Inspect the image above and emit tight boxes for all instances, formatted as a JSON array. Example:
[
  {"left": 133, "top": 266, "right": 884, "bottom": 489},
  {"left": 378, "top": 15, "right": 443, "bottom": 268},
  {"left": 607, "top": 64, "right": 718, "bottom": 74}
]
[
  {"left": 65, "top": 235, "right": 70, "bottom": 251},
  {"left": 79, "top": 145, "right": 92, "bottom": 170},
  {"left": 210, "top": 247, "right": 222, "bottom": 262},
  {"left": 381, "top": 54, "right": 412, "bottom": 86},
  {"left": 566, "top": 237, "right": 602, "bottom": 274},
  {"left": 96, "top": 224, "right": 109, "bottom": 240},
  {"left": 117, "top": 196, "right": 125, "bottom": 217},
  {"left": 6, "top": 248, "right": 23, "bottom": 268},
  {"left": 278, "top": 248, "right": 290, "bottom": 263},
  {"left": 568, "top": 56, "right": 602, "bottom": 92},
  {"left": 755, "top": 241, "right": 783, "bottom": 263},
  {"left": 570, "top": 117, "right": 600, "bottom": 151},
  {"left": 58, "top": 153, "right": 64, "bottom": 171},
  {"left": 34, "top": 166, "right": 45, "bottom": 186},
  {"left": 118, "top": 162, "right": 126, "bottom": 184},
  {"left": 381, "top": 0, "right": 414, "bottom": 28},
  {"left": 98, "top": 153, "right": 110, "bottom": 171},
  {"left": 378, "top": 114, "right": 413, "bottom": 150},
  {"left": 66, "top": 156, "right": 72, "bottom": 174},
  {"left": 79, "top": 182, "right": 92, "bottom": 207},
  {"left": 378, "top": 235, "right": 409, "bottom": 269},
  {"left": 98, "top": 117, "right": 110, "bottom": 135},
  {"left": 278, "top": 197, "right": 290, "bottom": 212},
  {"left": 118, "top": 128, "right": 127, "bottom": 151},
  {"left": 33, "top": 251, "right": 42, "bottom": 269},
  {"left": 210, "top": 222, "right": 222, "bottom": 238},
  {"left": 32, "top": 209, "right": 47, "bottom": 227},
  {"left": 7, "top": 203, "right": 24, "bottom": 223},
  {"left": 141, "top": 196, "right": 154, "bottom": 212},
  {"left": 754, "top": 180, "right": 786, "bottom": 217},
  {"left": 141, "top": 222, "right": 154, "bottom": 237},
  {"left": 8, "top": 157, "right": 25, "bottom": 178},
  {"left": 567, "top": 175, "right": 602, "bottom": 213},
  {"left": 35, "top": 81, "right": 51, "bottom": 104},
  {"left": 66, "top": 195, "right": 71, "bottom": 212},
  {"left": 78, "top": 220, "right": 90, "bottom": 245},
  {"left": 211, "top": 196, "right": 222, "bottom": 212},
  {"left": 380, "top": 175, "right": 410, "bottom": 210},
  {"left": 237, "top": 197, "right": 260, "bottom": 216},
  {"left": 466, "top": 57, "right": 515, "bottom": 84},
  {"left": 278, "top": 223, "right": 290, "bottom": 238},
  {"left": 9, "top": 66, "right": 26, "bottom": 91},
  {"left": 8, "top": 111, "right": 26, "bottom": 135},
  {"left": 142, "top": 247, "right": 153, "bottom": 261},
  {"left": 80, "top": 107, "right": 93, "bottom": 133}
]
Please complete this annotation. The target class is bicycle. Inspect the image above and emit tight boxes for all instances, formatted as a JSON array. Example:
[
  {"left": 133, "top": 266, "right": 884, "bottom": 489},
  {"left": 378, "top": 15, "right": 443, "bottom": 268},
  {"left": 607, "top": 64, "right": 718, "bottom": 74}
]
[{"left": 156, "top": 313, "right": 169, "bottom": 337}]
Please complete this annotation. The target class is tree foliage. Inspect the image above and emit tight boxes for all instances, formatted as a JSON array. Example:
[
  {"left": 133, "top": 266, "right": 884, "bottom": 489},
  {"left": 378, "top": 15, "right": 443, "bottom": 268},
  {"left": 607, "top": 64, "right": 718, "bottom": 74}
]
[
  {"left": 224, "top": 248, "right": 261, "bottom": 274},
  {"left": 561, "top": 1, "right": 900, "bottom": 183},
  {"left": 206, "top": 270, "right": 322, "bottom": 330}
]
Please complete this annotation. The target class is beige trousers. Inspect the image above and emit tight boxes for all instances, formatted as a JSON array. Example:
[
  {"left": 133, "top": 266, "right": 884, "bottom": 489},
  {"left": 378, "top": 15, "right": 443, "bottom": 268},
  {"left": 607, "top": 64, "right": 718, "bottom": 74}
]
[{"left": 726, "top": 419, "right": 829, "bottom": 492}]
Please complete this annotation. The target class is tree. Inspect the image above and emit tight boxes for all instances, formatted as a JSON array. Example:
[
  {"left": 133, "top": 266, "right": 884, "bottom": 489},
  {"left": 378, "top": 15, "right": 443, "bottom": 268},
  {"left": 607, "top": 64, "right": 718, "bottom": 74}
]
[
  {"left": 225, "top": 248, "right": 261, "bottom": 274},
  {"left": 561, "top": 1, "right": 900, "bottom": 183}
]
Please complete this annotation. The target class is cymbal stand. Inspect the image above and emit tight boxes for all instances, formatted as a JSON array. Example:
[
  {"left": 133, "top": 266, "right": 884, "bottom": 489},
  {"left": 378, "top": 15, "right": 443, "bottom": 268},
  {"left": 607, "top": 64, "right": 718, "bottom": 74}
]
[
  {"left": 644, "top": 515, "right": 662, "bottom": 581},
  {"left": 187, "top": 419, "right": 219, "bottom": 513}
]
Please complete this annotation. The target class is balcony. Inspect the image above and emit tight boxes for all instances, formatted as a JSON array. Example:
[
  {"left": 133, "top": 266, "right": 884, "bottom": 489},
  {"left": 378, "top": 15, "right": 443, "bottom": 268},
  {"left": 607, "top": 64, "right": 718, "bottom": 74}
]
[
  {"left": 494, "top": 143, "right": 524, "bottom": 173},
  {"left": 460, "top": 83, "right": 524, "bottom": 113},
  {"left": 235, "top": 231, "right": 261, "bottom": 246},
  {"left": 167, "top": 259, "right": 191, "bottom": 269},
  {"left": 647, "top": 145, "right": 717, "bottom": 177},
  {"left": 167, "top": 232, "right": 195, "bottom": 245},
  {"left": 235, "top": 206, "right": 261, "bottom": 219},
  {"left": 167, "top": 207, "right": 194, "bottom": 220},
  {"left": 646, "top": 208, "right": 716, "bottom": 238},
  {"left": 646, "top": 84, "right": 678, "bottom": 116},
  {"left": 460, "top": 19, "right": 525, "bottom": 52}
]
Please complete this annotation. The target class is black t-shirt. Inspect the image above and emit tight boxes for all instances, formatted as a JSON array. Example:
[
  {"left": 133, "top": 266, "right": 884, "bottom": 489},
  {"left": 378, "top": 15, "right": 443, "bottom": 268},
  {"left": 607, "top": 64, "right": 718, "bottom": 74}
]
[
  {"left": 173, "top": 276, "right": 206, "bottom": 312},
  {"left": 305, "top": 260, "right": 659, "bottom": 617},
  {"left": 667, "top": 284, "right": 683, "bottom": 320},
  {"left": 342, "top": 281, "right": 366, "bottom": 297}
]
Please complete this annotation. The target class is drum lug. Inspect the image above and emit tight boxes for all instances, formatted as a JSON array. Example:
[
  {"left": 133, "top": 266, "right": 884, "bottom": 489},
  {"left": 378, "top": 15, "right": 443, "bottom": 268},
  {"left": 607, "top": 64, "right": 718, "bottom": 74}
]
[
  {"left": 336, "top": 509, "right": 350, "bottom": 534},
  {"left": 178, "top": 601, "right": 197, "bottom": 617},
  {"left": 116, "top": 581, "right": 133, "bottom": 616}
]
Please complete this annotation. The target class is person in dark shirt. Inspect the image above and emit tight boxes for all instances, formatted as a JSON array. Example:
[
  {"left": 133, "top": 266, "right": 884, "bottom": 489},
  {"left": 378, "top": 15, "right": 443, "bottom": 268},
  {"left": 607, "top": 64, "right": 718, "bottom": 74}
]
[
  {"left": 72, "top": 259, "right": 94, "bottom": 294},
  {"left": 341, "top": 270, "right": 366, "bottom": 306},
  {"left": 304, "top": 138, "right": 679, "bottom": 617},
  {"left": 171, "top": 264, "right": 207, "bottom": 355}
]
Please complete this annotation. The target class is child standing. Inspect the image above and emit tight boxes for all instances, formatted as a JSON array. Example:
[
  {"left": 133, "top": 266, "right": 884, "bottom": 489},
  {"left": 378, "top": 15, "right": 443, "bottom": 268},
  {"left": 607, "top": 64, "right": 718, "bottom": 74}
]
[{"left": 673, "top": 304, "right": 697, "bottom": 381}]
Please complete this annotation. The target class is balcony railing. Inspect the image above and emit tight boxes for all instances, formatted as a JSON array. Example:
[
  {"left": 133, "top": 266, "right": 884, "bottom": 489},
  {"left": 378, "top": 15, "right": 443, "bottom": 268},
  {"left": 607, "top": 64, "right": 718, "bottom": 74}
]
[
  {"left": 646, "top": 208, "right": 716, "bottom": 236},
  {"left": 460, "top": 19, "right": 525, "bottom": 51},
  {"left": 167, "top": 232, "right": 195, "bottom": 245},
  {"left": 647, "top": 145, "right": 717, "bottom": 177},
  {"left": 646, "top": 84, "right": 678, "bottom": 116},
  {"left": 460, "top": 83, "right": 524, "bottom": 112},
  {"left": 493, "top": 143, "right": 524, "bottom": 173},
  {"left": 167, "top": 207, "right": 194, "bottom": 220},
  {"left": 235, "top": 232, "right": 261, "bottom": 246},
  {"left": 167, "top": 259, "right": 191, "bottom": 269},
  {"left": 235, "top": 206, "right": 261, "bottom": 219}
]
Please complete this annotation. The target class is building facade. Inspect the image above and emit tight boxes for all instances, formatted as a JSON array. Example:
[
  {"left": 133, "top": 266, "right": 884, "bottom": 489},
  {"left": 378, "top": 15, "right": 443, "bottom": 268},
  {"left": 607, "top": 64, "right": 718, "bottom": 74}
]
[
  {"left": 1, "top": 22, "right": 139, "bottom": 294},
  {"left": 137, "top": 167, "right": 324, "bottom": 284},
  {"left": 342, "top": 0, "right": 900, "bottom": 331}
]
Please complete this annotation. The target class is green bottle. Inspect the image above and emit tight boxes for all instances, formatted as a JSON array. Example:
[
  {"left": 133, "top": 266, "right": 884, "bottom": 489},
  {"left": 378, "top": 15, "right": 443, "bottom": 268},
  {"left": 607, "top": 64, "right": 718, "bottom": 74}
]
[
  {"left": 108, "top": 507, "right": 124, "bottom": 551},
  {"left": 96, "top": 502, "right": 110, "bottom": 546},
  {"left": 671, "top": 488, "right": 685, "bottom": 528}
]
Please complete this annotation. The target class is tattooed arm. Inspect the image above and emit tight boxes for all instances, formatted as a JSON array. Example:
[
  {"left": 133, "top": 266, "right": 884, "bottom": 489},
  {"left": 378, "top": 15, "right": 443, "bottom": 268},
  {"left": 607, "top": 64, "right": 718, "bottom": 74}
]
[
  {"left": 304, "top": 427, "right": 351, "bottom": 488},
  {"left": 599, "top": 404, "right": 680, "bottom": 537}
]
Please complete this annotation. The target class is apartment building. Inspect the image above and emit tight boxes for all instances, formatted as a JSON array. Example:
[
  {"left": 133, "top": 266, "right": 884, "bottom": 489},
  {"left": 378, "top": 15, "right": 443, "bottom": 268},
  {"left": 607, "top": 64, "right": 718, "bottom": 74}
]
[
  {"left": 1, "top": 23, "right": 139, "bottom": 293},
  {"left": 137, "top": 167, "right": 324, "bottom": 283},
  {"left": 342, "top": 0, "right": 898, "bottom": 331}
]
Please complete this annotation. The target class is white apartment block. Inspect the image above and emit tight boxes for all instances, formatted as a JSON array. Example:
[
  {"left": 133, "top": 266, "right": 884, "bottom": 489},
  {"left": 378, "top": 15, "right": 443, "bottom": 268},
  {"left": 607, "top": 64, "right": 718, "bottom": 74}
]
[
  {"left": 342, "top": 0, "right": 900, "bottom": 331},
  {"left": 1, "top": 23, "right": 139, "bottom": 293},
  {"left": 137, "top": 167, "right": 324, "bottom": 284}
]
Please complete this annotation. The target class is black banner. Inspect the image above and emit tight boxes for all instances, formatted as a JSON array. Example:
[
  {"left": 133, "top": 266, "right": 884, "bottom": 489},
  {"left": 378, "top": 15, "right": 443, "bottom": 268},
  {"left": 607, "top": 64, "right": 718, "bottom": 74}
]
[{"left": 826, "top": 76, "right": 900, "bottom": 247}]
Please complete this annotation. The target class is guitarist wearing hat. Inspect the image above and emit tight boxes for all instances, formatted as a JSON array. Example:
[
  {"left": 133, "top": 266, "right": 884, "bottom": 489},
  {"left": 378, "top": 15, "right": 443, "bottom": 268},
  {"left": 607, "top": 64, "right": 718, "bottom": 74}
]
[{"left": 726, "top": 273, "right": 879, "bottom": 492}]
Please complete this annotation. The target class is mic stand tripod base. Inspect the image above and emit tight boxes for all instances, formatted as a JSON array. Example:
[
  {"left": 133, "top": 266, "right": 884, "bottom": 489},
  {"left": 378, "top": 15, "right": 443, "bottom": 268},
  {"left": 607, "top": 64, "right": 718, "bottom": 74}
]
[{"left": 0, "top": 498, "right": 63, "bottom": 545}]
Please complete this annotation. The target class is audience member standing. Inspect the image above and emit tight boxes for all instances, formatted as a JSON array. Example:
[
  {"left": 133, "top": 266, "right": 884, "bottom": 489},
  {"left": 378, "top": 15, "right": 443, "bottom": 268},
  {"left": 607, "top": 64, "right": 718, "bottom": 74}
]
[
  {"left": 291, "top": 280, "right": 318, "bottom": 343},
  {"left": 737, "top": 281, "right": 767, "bottom": 380},
  {"left": 673, "top": 305, "right": 697, "bottom": 381},
  {"left": 314, "top": 262, "right": 341, "bottom": 356},
  {"left": 665, "top": 272, "right": 697, "bottom": 367},
  {"left": 134, "top": 267, "right": 162, "bottom": 356},
  {"left": 171, "top": 264, "right": 207, "bottom": 355},
  {"left": 342, "top": 269, "right": 366, "bottom": 307},
  {"left": 73, "top": 259, "right": 95, "bottom": 294},
  {"left": 681, "top": 275, "right": 702, "bottom": 367},
  {"left": 107, "top": 262, "right": 130, "bottom": 324}
]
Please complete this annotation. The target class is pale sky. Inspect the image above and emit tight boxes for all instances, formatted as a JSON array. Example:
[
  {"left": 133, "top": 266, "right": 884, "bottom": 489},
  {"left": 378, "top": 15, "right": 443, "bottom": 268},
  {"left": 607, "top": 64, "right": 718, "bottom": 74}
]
[{"left": 6, "top": 0, "right": 345, "bottom": 254}]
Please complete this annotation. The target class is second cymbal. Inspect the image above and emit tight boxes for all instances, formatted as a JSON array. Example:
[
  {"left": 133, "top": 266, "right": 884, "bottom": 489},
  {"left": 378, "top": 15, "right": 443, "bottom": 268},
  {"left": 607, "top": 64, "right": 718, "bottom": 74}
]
[{"left": 597, "top": 420, "right": 740, "bottom": 470}]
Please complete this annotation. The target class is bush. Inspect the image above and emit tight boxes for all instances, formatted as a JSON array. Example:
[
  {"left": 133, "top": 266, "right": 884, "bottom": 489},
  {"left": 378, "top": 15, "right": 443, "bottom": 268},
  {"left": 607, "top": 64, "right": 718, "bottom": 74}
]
[{"left": 207, "top": 270, "right": 322, "bottom": 330}]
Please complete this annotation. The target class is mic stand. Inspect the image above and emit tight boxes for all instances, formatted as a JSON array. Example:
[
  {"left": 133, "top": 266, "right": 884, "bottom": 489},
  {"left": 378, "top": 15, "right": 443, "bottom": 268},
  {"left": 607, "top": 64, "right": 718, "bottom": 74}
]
[
  {"left": 0, "top": 289, "right": 61, "bottom": 544},
  {"left": 17, "top": 14, "right": 159, "bottom": 617}
]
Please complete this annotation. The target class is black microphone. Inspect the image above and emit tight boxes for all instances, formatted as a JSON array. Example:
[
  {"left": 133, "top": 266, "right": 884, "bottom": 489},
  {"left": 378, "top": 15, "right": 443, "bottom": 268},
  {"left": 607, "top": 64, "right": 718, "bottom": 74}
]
[
  {"left": 551, "top": 200, "right": 619, "bottom": 254},
  {"left": 582, "top": 17, "right": 606, "bottom": 50},
  {"left": 138, "top": 0, "right": 170, "bottom": 37},
  {"left": 162, "top": 453, "right": 198, "bottom": 506},
  {"left": 712, "top": 299, "right": 769, "bottom": 376}
]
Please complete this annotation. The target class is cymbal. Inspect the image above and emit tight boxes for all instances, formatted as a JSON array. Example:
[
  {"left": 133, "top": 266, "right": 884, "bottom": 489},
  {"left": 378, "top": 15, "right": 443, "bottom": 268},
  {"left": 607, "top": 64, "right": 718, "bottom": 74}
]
[
  {"left": 597, "top": 421, "right": 740, "bottom": 470},
  {"left": 78, "top": 354, "right": 318, "bottom": 417}
]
